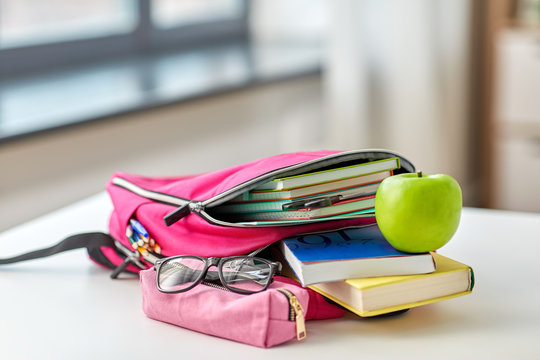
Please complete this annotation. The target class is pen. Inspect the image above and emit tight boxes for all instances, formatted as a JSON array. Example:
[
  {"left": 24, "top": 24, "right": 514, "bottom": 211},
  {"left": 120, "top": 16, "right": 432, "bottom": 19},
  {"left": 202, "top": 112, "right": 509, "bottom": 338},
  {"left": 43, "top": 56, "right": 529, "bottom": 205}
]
[
  {"left": 281, "top": 191, "right": 374, "bottom": 211},
  {"left": 282, "top": 195, "right": 343, "bottom": 210},
  {"left": 130, "top": 219, "right": 149, "bottom": 239},
  {"left": 125, "top": 225, "right": 139, "bottom": 249},
  {"left": 134, "top": 232, "right": 145, "bottom": 247},
  {"left": 128, "top": 217, "right": 162, "bottom": 256}
]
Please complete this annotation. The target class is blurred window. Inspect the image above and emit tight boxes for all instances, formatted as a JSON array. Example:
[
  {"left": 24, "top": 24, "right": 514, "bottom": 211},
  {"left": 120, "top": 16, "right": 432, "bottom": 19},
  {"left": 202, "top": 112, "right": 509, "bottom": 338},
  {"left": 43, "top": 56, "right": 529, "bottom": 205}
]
[
  {"left": 0, "top": 0, "right": 137, "bottom": 49},
  {"left": 0, "top": 0, "right": 248, "bottom": 75},
  {"left": 152, "top": 0, "right": 244, "bottom": 28}
]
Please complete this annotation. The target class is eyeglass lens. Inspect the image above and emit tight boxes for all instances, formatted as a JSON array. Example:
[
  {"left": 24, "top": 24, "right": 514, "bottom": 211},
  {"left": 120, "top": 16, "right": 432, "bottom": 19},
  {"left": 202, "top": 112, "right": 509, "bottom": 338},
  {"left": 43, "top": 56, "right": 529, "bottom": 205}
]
[
  {"left": 158, "top": 256, "right": 207, "bottom": 292},
  {"left": 221, "top": 257, "right": 272, "bottom": 292}
]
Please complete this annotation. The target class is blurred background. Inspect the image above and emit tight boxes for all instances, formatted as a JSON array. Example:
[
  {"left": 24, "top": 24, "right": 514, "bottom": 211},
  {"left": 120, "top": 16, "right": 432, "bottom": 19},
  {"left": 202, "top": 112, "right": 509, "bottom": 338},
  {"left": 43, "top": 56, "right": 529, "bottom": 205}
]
[{"left": 0, "top": 0, "right": 539, "bottom": 232}]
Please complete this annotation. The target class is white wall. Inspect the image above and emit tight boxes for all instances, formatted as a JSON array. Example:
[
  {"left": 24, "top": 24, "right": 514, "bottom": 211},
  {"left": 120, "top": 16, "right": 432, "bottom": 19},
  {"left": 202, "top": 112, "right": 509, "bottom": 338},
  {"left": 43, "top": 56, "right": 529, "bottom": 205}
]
[
  {"left": 323, "top": 0, "right": 473, "bottom": 196},
  {"left": 249, "top": 0, "right": 329, "bottom": 44}
]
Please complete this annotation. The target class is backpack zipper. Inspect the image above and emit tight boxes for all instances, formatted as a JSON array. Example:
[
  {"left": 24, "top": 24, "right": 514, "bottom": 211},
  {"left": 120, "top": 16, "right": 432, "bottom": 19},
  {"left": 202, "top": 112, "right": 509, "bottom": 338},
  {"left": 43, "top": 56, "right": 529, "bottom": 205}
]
[
  {"left": 112, "top": 150, "right": 414, "bottom": 228},
  {"left": 277, "top": 288, "right": 306, "bottom": 341},
  {"left": 112, "top": 174, "right": 324, "bottom": 228},
  {"left": 201, "top": 149, "right": 414, "bottom": 209},
  {"left": 112, "top": 177, "right": 191, "bottom": 207}
]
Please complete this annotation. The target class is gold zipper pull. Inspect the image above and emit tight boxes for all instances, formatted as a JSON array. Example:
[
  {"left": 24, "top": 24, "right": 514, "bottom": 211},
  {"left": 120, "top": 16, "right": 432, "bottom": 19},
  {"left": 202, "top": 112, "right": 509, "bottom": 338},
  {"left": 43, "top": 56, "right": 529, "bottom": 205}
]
[{"left": 289, "top": 295, "right": 307, "bottom": 341}]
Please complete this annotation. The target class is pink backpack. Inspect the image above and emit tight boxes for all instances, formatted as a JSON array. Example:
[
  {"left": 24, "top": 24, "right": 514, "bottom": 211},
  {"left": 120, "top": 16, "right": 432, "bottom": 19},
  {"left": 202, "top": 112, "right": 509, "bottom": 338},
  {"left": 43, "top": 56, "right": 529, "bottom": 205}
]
[{"left": 104, "top": 149, "right": 414, "bottom": 273}]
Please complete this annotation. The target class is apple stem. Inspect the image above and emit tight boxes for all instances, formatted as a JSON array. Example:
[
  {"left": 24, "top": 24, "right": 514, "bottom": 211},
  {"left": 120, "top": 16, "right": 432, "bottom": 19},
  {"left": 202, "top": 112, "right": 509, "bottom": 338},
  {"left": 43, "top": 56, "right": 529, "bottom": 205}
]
[{"left": 418, "top": 171, "right": 422, "bottom": 178}]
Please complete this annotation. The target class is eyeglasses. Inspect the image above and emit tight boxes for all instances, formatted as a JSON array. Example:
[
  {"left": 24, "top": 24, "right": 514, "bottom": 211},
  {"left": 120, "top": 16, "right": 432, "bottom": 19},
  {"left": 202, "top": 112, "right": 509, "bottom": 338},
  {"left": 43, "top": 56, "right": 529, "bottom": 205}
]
[{"left": 154, "top": 255, "right": 282, "bottom": 295}]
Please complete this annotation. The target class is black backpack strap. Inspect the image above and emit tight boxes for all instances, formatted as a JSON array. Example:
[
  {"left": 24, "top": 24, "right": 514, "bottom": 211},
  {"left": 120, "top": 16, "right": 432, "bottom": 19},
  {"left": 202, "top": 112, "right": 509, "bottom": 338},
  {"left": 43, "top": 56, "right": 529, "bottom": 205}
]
[{"left": 0, "top": 232, "right": 140, "bottom": 279}]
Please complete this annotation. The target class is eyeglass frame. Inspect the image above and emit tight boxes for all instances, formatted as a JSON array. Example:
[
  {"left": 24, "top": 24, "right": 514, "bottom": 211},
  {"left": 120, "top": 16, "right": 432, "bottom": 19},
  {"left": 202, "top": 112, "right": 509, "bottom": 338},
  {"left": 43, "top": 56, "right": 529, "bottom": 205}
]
[{"left": 154, "top": 255, "right": 282, "bottom": 295}]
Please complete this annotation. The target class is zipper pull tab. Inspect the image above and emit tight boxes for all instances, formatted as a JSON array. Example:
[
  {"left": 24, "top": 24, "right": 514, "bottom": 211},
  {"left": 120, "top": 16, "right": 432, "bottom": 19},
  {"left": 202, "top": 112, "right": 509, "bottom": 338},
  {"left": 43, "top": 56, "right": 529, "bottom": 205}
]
[
  {"left": 163, "top": 203, "right": 191, "bottom": 226},
  {"left": 289, "top": 295, "right": 307, "bottom": 341}
]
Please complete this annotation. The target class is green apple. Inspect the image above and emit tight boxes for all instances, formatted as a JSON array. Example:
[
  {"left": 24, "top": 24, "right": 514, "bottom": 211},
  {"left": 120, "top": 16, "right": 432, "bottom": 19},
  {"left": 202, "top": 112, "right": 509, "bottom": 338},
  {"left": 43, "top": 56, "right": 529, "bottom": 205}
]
[{"left": 375, "top": 172, "right": 462, "bottom": 253}]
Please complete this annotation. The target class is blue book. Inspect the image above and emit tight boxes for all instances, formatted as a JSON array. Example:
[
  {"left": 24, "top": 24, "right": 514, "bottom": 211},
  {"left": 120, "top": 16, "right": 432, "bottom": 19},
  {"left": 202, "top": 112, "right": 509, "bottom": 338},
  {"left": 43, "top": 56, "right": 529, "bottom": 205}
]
[{"left": 279, "top": 225, "right": 436, "bottom": 286}]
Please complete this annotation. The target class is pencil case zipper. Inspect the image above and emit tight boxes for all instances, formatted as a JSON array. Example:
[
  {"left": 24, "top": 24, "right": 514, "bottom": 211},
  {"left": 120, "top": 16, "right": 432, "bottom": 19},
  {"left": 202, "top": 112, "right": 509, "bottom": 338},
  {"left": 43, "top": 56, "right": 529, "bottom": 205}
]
[
  {"left": 277, "top": 288, "right": 306, "bottom": 341},
  {"left": 112, "top": 149, "right": 414, "bottom": 228}
]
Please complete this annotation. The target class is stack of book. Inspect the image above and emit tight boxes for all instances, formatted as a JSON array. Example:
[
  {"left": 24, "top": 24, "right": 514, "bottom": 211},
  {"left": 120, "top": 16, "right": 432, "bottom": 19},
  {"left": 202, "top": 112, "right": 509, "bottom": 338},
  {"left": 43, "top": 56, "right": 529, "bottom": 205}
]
[
  {"left": 214, "top": 155, "right": 474, "bottom": 316},
  {"left": 214, "top": 157, "right": 400, "bottom": 224},
  {"left": 274, "top": 225, "right": 474, "bottom": 317}
]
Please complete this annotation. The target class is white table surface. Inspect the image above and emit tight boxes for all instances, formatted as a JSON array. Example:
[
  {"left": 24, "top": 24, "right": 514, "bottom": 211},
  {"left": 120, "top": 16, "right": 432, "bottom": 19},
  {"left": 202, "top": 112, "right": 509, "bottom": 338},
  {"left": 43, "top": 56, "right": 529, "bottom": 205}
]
[{"left": 1, "top": 192, "right": 539, "bottom": 360}]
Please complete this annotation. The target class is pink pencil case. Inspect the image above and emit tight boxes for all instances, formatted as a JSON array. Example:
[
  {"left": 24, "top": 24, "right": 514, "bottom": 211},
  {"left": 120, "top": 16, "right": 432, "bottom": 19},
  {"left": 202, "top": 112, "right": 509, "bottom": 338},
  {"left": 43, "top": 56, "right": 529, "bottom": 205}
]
[{"left": 140, "top": 270, "right": 345, "bottom": 348}]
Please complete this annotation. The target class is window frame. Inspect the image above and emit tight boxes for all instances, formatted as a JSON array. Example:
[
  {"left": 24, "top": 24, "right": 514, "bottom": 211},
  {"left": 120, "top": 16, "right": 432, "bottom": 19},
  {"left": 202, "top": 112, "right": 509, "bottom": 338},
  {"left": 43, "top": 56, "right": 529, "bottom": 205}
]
[{"left": 0, "top": 0, "right": 250, "bottom": 77}]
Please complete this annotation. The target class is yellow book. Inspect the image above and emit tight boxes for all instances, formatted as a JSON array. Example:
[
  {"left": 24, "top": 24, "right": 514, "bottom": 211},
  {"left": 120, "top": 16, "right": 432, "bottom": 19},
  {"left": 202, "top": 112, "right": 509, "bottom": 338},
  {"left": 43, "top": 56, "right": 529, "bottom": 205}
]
[{"left": 308, "top": 253, "right": 474, "bottom": 317}]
